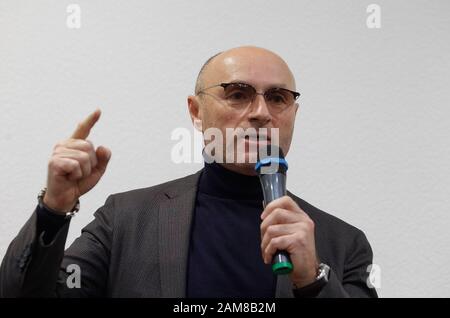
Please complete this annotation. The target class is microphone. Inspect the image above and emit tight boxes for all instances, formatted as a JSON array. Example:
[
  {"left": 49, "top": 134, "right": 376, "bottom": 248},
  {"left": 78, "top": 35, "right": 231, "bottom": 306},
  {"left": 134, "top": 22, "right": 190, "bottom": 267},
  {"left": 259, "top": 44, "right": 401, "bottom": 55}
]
[{"left": 255, "top": 145, "right": 293, "bottom": 275}]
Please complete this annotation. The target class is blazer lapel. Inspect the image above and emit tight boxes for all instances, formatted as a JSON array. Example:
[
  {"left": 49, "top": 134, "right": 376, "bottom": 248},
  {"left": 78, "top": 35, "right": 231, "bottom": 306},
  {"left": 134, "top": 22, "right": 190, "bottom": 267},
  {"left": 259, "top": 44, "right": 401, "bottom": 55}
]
[{"left": 158, "top": 171, "right": 202, "bottom": 297}]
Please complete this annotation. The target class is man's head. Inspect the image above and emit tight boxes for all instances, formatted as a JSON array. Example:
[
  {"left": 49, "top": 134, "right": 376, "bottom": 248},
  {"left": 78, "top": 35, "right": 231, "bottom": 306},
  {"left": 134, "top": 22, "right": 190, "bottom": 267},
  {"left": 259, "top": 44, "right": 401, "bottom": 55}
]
[{"left": 188, "top": 46, "right": 299, "bottom": 175}]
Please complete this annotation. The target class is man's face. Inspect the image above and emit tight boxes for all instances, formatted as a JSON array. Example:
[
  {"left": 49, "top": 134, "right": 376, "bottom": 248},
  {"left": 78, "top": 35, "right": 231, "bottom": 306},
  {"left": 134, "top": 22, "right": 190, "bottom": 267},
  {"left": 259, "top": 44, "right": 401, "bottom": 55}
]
[{"left": 188, "top": 47, "right": 299, "bottom": 175}]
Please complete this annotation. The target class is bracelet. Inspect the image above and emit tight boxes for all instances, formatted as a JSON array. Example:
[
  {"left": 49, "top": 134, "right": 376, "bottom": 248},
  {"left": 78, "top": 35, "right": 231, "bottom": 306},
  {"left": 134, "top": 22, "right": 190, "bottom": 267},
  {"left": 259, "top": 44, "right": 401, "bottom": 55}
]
[{"left": 37, "top": 187, "right": 80, "bottom": 218}]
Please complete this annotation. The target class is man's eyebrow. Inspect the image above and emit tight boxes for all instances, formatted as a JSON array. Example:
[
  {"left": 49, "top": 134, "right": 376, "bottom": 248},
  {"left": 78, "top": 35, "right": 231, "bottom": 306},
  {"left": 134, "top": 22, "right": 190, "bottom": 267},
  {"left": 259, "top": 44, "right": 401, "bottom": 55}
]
[
  {"left": 227, "top": 80, "right": 289, "bottom": 89},
  {"left": 268, "top": 83, "right": 288, "bottom": 89}
]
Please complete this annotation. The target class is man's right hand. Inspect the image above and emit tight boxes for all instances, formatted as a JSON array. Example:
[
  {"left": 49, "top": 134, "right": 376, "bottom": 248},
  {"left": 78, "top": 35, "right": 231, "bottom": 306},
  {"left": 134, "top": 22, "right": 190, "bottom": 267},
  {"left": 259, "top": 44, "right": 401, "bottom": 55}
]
[{"left": 43, "top": 109, "right": 112, "bottom": 214}]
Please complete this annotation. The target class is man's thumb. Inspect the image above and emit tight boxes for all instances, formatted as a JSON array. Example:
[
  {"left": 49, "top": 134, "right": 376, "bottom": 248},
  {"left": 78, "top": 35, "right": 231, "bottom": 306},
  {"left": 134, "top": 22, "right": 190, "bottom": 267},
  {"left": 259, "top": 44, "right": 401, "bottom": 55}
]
[{"left": 95, "top": 146, "right": 112, "bottom": 175}]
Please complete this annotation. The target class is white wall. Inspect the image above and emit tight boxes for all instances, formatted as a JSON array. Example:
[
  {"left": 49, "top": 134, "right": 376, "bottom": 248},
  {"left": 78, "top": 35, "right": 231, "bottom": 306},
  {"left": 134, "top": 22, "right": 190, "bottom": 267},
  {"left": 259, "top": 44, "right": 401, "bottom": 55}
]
[{"left": 1, "top": 0, "right": 449, "bottom": 297}]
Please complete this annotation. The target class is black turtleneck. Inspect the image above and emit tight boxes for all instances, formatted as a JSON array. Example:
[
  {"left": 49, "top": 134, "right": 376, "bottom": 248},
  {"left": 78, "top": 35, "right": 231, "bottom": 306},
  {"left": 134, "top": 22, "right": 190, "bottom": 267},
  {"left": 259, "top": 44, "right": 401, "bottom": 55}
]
[{"left": 186, "top": 162, "right": 276, "bottom": 298}]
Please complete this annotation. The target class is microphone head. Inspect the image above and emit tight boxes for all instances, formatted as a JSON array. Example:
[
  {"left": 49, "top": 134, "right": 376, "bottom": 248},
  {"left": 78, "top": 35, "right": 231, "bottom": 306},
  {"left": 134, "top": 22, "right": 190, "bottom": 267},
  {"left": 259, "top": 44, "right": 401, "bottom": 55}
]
[{"left": 255, "top": 145, "right": 288, "bottom": 175}]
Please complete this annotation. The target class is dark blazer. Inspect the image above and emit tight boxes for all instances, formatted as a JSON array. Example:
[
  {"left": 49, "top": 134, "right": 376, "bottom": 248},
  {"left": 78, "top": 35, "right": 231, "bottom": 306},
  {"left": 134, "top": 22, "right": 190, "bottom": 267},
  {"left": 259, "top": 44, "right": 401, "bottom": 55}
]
[{"left": 0, "top": 170, "right": 377, "bottom": 298}]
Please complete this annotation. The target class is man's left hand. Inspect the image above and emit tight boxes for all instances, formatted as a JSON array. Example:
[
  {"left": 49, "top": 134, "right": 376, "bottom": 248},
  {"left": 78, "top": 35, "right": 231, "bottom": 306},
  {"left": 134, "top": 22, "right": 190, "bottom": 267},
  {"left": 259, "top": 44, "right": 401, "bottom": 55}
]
[{"left": 260, "top": 196, "right": 319, "bottom": 288}]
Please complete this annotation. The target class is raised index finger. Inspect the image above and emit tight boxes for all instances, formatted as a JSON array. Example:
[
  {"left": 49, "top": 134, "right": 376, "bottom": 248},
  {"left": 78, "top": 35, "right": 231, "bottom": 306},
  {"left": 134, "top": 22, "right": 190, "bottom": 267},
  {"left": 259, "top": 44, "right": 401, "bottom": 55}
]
[{"left": 71, "top": 109, "right": 101, "bottom": 140}]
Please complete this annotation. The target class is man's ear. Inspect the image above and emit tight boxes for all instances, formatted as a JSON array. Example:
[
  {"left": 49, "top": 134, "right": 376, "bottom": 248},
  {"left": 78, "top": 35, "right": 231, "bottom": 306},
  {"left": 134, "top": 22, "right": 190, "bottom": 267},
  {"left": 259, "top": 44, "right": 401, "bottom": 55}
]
[
  {"left": 294, "top": 102, "right": 299, "bottom": 117},
  {"left": 187, "top": 95, "right": 203, "bottom": 132}
]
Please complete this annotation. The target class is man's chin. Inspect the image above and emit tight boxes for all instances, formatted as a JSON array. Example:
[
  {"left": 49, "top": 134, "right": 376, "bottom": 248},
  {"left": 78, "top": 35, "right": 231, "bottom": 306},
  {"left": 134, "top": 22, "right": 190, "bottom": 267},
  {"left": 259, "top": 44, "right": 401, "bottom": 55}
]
[{"left": 226, "top": 148, "right": 259, "bottom": 164}]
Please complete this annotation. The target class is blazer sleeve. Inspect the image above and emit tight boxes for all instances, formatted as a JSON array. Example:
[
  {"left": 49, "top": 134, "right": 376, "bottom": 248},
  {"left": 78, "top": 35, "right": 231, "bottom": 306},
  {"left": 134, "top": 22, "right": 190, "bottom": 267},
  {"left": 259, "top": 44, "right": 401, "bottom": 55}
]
[
  {"left": 318, "top": 230, "right": 378, "bottom": 298},
  {"left": 0, "top": 195, "right": 115, "bottom": 298}
]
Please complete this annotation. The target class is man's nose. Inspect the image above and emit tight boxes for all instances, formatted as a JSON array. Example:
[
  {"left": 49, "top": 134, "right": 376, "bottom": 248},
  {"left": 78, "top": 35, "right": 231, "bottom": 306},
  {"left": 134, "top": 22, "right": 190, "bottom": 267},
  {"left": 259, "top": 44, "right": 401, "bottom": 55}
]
[{"left": 248, "top": 94, "right": 271, "bottom": 125}]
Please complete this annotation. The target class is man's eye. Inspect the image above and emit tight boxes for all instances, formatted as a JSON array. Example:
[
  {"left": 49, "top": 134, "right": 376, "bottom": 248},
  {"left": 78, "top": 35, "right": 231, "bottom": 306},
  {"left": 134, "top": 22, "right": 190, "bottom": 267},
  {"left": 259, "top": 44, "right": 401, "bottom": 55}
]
[
  {"left": 227, "top": 91, "right": 247, "bottom": 100},
  {"left": 268, "top": 94, "right": 285, "bottom": 104}
]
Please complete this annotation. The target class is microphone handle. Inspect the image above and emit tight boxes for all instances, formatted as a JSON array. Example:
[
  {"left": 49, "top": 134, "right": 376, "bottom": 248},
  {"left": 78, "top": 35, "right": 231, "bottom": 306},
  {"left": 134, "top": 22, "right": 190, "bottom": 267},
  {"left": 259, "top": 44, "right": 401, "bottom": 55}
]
[{"left": 260, "top": 173, "right": 293, "bottom": 275}]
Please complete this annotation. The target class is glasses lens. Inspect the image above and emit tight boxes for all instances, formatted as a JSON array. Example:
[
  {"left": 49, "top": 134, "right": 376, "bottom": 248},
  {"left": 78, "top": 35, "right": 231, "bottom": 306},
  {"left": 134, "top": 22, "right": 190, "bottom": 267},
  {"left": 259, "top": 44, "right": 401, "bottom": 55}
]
[
  {"left": 223, "top": 83, "right": 255, "bottom": 107},
  {"left": 265, "top": 88, "right": 295, "bottom": 109}
]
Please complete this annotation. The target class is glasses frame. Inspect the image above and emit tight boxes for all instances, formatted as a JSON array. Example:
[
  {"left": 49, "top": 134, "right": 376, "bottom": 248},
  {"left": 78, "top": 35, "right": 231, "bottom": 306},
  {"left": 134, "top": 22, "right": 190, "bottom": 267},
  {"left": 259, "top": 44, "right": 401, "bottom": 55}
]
[{"left": 196, "top": 82, "right": 300, "bottom": 109}]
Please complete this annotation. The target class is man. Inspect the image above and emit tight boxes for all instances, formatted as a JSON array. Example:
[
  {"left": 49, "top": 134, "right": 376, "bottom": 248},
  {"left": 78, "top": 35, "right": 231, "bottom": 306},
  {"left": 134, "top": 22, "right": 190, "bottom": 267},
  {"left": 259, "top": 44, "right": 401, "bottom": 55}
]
[{"left": 0, "top": 46, "right": 377, "bottom": 298}]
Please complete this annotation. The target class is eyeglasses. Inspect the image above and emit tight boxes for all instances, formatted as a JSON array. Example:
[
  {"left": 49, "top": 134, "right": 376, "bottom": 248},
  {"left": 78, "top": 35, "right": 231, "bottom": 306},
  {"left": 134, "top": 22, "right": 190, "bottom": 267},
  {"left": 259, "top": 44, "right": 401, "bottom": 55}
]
[{"left": 196, "top": 82, "right": 300, "bottom": 112}]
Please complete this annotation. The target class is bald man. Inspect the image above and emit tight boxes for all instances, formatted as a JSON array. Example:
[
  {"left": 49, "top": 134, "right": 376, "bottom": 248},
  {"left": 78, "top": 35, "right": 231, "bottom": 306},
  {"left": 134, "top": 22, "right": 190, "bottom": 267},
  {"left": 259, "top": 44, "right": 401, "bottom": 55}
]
[{"left": 0, "top": 47, "right": 377, "bottom": 298}]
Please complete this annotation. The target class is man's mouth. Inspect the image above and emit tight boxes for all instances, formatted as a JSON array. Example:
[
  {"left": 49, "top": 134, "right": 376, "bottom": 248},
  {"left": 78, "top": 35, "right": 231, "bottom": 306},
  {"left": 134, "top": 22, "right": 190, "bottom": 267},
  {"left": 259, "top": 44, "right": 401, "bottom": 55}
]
[
  {"left": 242, "top": 131, "right": 271, "bottom": 142},
  {"left": 244, "top": 135, "right": 271, "bottom": 144},
  {"left": 244, "top": 135, "right": 270, "bottom": 140}
]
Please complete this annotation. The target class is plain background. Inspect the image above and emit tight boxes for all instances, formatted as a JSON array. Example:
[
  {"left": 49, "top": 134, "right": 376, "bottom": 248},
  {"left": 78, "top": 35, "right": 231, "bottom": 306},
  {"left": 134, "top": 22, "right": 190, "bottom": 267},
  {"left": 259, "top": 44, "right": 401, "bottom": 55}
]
[{"left": 1, "top": 0, "right": 449, "bottom": 297}]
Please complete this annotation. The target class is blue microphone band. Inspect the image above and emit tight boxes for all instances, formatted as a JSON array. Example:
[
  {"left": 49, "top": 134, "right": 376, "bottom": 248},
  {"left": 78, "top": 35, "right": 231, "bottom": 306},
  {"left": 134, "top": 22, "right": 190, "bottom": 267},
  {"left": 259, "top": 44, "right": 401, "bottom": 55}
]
[{"left": 255, "top": 157, "right": 289, "bottom": 172}]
